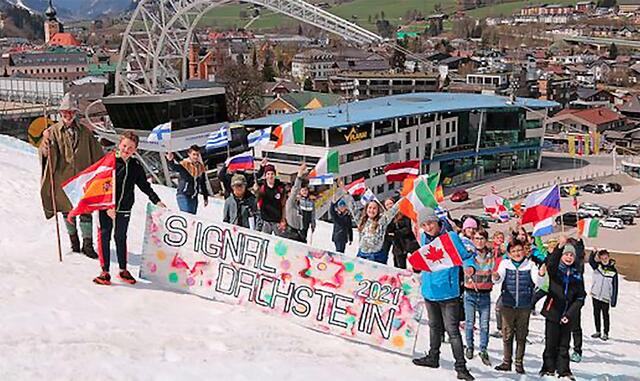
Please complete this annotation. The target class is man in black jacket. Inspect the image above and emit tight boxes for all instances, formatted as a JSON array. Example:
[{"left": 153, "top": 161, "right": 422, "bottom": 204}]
[
  {"left": 94, "top": 132, "right": 166, "bottom": 286},
  {"left": 330, "top": 199, "right": 353, "bottom": 253},
  {"left": 218, "top": 157, "right": 265, "bottom": 198},
  {"left": 540, "top": 237, "right": 586, "bottom": 379}
]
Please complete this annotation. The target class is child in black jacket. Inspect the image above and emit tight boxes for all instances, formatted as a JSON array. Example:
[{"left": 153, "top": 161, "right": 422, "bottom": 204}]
[{"left": 540, "top": 237, "right": 586, "bottom": 379}]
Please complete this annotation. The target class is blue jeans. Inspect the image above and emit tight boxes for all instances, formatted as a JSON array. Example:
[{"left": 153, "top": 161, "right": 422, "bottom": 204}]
[
  {"left": 357, "top": 249, "right": 388, "bottom": 264},
  {"left": 464, "top": 290, "right": 491, "bottom": 352},
  {"left": 334, "top": 239, "right": 347, "bottom": 253},
  {"left": 176, "top": 193, "right": 198, "bottom": 214}
]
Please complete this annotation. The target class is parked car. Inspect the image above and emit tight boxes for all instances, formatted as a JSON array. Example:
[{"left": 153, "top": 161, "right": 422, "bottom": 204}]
[
  {"left": 582, "top": 184, "right": 603, "bottom": 194},
  {"left": 451, "top": 189, "right": 469, "bottom": 202},
  {"left": 555, "top": 212, "right": 587, "bottom": 227},
  {"left": 597, "top": 184, "right": 613, "bottom": 193},
  {"left": 578, "top": 206, "right": 606, "bottom": 218},
  {"left": 460, "top": 214, "right": 490, "bottom": 229},
  {"left": 600, "top": 217, "right": 624, "bottom": 230},
  {"left": 619, "top": 206, "right": 640, "bottom": 217},
  {"left": 560, "top": 185, "right": 579, "bottom": 197},
  {"left": 610, "top": 211, "right": 634, "bottom": 225},
  {"left": 608, "top": 182, "right": 623, "bottom": 192}
]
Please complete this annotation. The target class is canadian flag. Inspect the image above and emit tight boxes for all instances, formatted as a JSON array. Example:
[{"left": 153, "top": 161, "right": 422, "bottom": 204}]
[
  {"left": 384, "top": 160, "right": 420, "bottom": 183},
  {"left": 345, "top": 177, "right": 366, "bottom": 196},
  {"left": 408, "top": 232, "right": 466, "bottom": 272}
]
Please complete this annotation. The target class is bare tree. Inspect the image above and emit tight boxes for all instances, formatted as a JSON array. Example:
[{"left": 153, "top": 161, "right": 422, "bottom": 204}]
[{"left": 218, "top": 61, "right": 264, "bottom": 121}]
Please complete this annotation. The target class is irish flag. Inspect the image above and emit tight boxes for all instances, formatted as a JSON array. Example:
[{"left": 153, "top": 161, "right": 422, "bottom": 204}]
[
  {"left": 309, "top": 150, "right": 339, "bottom": 177},
  {"left": 408, "top": 232, "right": 466, "bottom": 272},
  {"left": 273, "top": 118, "right": 304, "bottom": 148},
  {"left": 402, "top": 172, "right": 443, "bottom": 201},
  {"left": 577, "top": 218, "right": 599, "bottom": 238},
  {"left": 399, "top": 178, "right": 439, "bottom": 222},
  {"left": 62, "top": 152, "right": 116, "bottom": 221}
]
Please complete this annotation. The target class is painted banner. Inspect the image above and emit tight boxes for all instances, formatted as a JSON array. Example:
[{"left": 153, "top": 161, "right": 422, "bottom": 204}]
[{"left": 140, "top": 204, "right": 423, "bottom": 355}]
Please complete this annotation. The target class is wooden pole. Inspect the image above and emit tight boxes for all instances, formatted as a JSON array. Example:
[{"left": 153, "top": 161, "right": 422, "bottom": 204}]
[{"left": 45, "top": 101, "right": 63, "bottom": 262}]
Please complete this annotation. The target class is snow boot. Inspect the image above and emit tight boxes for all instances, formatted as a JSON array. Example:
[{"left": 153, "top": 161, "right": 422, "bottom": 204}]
[
  {"left": 494, "top": 362, "right": 511, "bottom": 372},
  {"left": 479, "top": 351, "right": 491, "bottom": 366},
  {"left": 591, "top": 332, "right": 601, "bottom": 339},
  {"left": 82, "top": 238, "right": 98, "bottom": 259},
  {"left": 456, "top": 368, "right": 475, "bottom": 381},
  {"left": 570, "top": 352, "right": 582, "bottom": 363},
  {"left": 515, "top": 363, "right": 526, "bottom": 374},
  {"left": 412, "top": 354, "right": 439, "bottom": 368},
  {"left": 119, "top": 270, "right": 137, "bottom": 285},
  {"left": 602, "top": 333, "right": 609, "bottom": 341},
  {"left": 93, "top": 271, "right": 111, "bottom": 285},
  {"left": 558, "top": 372, "right": 576, "bottom": 380},
  {"left": 465, "top": 347, "right": 474, "bottom": 360},
  {"left": 69, "top": 234, "right": 81, "bottom": 253}
]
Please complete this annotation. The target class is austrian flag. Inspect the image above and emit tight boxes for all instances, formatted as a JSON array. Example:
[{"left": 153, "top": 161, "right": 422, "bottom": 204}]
[
  {"left": 408, "top": 232, "right": 467, "bottom": 272},
  {"left": 384, "top": 160, "right": 420, "bottom": 183}
]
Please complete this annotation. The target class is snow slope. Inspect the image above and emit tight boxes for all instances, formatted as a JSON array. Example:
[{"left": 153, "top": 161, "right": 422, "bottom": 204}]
[{"left": 0, "top": 135, "right": 638, "bottom": 381}]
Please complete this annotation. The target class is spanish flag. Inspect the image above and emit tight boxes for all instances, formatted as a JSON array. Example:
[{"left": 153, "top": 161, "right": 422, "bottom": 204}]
[{"left": 62, "top": 152, "right": 116, "bottom": 221}]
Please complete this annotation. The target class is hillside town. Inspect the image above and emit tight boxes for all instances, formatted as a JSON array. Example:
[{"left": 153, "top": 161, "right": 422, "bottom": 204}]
[{"left": 1, "top": 0, "right": 640, "bottom": 380}]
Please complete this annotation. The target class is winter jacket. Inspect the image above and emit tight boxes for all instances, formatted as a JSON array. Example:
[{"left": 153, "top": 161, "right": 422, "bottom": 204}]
[
  {"left": 285, "top": 177, "right": 304, "bottom": 231},
  {"left": 464, "top": 247, "right": 495, "bottom": 292},
  {"left": 256, "top": 179, "right": 286, "bottom": 223},
  {"left": 299, "top": 196, "right": 316, "bottom": 231},
  {"left": 494, "top": 257, "right": 543, "bottom": 309},
  {"left": 355, "top": 201, "right": 401, "bottom": 254},
  {"left": 168, "top": 159, "right": 209, "bottom": 201},
  {"left": 223, "top": 192, "right": 260, "bottom": 229},
  {"left": 330, "top": 202, "right": 353, "bottom": 244},
  {"left": 420, "top": 227, "right": 477, "bottom": 302},
  {"left": 114, "top": 155, "right": 161, "bottom": 212},
  {"left": 589, "top": 251, "right": 619, "bottom": 307},
  {"left": 387, "top": 216, "right": 419, "bottom": 255},
  {"left": 40, "top": 120, "right": 104, "bottom": 218},
  {"left": 218, "top": 165, "right": 264, "bottom": 198},
  {"left": 541, "top": 246, "right": 586, "bottom": 324}
]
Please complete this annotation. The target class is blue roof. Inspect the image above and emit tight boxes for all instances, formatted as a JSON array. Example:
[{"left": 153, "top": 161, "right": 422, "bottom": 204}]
[{"left": 243, "top": 92, "right": 559, "bottom": 130}]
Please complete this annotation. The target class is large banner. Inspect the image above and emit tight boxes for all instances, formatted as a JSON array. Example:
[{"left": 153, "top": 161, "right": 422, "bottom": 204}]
[{"left": 140, "top": 204, "right": 423, "bottom": 355}]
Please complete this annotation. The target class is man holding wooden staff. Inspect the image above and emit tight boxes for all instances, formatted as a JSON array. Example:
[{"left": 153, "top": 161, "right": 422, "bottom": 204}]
[{"left": 39, "top": 93, "right": 104, "bottom": 259}]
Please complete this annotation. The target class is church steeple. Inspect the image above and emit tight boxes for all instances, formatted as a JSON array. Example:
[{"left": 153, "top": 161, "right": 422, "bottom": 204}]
[
  {"left": 44, "top": 0, "right": 62, "bottom": 44},
  {"left": 45, "top": 0, "right": 57, "bottom": 21}
]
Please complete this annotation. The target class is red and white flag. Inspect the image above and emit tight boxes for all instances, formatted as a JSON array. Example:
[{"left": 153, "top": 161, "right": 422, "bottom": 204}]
[
  {"left": 62, "top": 152, "right": 116, "bottom": 220},
  {"left": 345, "top": 177, "right": 366, "bottom": 196},
  {"left": 408, "top": 231, "right": 466, "bottom": 272},
  {"left": 384, "top": 160, "right": 420, "bottom": 183}
]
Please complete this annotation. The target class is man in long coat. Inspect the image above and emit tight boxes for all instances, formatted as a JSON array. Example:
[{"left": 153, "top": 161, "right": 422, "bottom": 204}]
[{"left": 40, "top": 93, "right": 104, "bottom": 258}]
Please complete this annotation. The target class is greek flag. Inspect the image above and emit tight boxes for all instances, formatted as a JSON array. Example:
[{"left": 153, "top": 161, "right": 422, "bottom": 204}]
[
  {"left": 247, "top": 127, "right": 272, "bottom": 148},
  {"left": 435, "top": 206, "right": 448, "bottom": 220},
  {"left": 147, "top": 121, "right": 171, "bottom": 143},
  {"left": 206, "top": 125, "right": 229, "bottom": 150}
]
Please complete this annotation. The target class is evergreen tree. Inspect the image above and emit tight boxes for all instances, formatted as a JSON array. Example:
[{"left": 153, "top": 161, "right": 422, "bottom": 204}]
[{"left": 609, "top": 43, "right": 618, "bottom": 59}]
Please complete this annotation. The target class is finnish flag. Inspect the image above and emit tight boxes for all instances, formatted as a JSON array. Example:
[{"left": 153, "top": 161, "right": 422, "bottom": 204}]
[
  {"left": 206, "top": 125, "right": 230, "bottom": 150},
  {"left": 147, "top": 121, "right": 172, "bottom": 143},
  {"left": 247, "top": 127, "right": 272, "bottom": 148}
]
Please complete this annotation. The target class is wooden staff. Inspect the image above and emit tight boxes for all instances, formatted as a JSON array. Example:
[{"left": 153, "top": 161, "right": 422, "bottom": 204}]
[{"left": 45, "top": 102, "right": 63, "bottom": 262}]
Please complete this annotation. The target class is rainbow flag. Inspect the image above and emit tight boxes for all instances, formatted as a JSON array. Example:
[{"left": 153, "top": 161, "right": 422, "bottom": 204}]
[{"left": 62, "top": 152, "right": 116, "bottom": 220}]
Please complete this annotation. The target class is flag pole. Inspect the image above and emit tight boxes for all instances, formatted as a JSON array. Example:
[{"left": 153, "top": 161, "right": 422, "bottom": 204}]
[{"left": 45, "top": 100, "right": 63, "bottom": 263}]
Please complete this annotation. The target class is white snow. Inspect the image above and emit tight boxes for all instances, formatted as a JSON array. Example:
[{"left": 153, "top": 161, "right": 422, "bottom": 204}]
[
  {"left": 10, "top": 0, "right": 35, "bottom": 14},
  {"left": 1, "top": 134, "right": 639, "bottom": 380}
]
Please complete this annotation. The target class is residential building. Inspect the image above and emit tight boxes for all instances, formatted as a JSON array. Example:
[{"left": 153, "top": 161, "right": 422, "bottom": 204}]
[
  {"left": 241, "top": 93, "right": 556, "bottom": 196},
  {"left": 291, "top": 49, "right": 334, "bottom": 81},
  {"left": 466, "top": 72, "right": 509, "bottom": 91},
  {"left": 571, "top": 87, "right": 614, "bottom": 108},
  {"left": 618, "top": 95, "right": 640, "bottom": 120},
  {"left": 0, "top": 48, "right": 89, "bottom": 81},
  {"left": 538, "top": 74, "right": 576, "bottom": 107},
  {"left": 618, "top": 0, "right": 640, "bottom": 14},
  {"left": 547, "top": 107, "right": 627, "bottom": 134},
  {"left": 328, "top": 71, "right": 440, "bottom": 100},
  {"left": 576, "top": 1, "right": 596, "bottom": 12}
]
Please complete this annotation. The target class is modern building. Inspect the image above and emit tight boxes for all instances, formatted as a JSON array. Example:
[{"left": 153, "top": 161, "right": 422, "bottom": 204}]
[
  {"left": 0, "top": 48, "right": 89, "bottom": 81},
  {"left": 241, "top": 93, "right": 557, "bottom": 197},
  {"left": 618, "top": 0, "right": 640, "bottom": 14},
  {"left": 328, "top": 71, "right": 440, "bottom": 100}
]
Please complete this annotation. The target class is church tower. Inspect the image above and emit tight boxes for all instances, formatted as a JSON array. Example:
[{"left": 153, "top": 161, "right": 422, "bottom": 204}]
[{"left": 44, "top": 0, "right": 63, "bottom": 44}]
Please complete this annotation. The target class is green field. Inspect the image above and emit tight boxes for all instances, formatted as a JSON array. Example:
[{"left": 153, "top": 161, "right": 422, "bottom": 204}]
[{"left": 197, "top": 0, "right": 578, "bottom": 31}]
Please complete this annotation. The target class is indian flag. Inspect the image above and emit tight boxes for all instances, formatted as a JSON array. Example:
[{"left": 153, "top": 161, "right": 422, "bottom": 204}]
[
  {"left": 309, "top": 150, "right": 339, "bottom": 177},
  {"left": 399, "top": 178, "right": 439, "bottom": 222},
  {"left": 577, "top": 218, "right": 599, "bottom": 238},
  {"left": 273, "top": 118, "right": 304, "bottom": 148}
]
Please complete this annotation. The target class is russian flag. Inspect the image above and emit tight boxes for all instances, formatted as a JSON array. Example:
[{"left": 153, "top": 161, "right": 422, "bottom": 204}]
[
  {"left": 225, "top": 152, "right": 254, "bottom": 172},
  {"left": 532, "top": 217, "right": 554, "bottom": 237},
  {"left": 521, "top": 185, "right": 560, "bottom": 225}
]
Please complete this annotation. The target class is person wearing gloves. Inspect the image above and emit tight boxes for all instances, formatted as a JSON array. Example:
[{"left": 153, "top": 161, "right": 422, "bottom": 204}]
[
  {"left": 588, "top": 249, "right": 618, "bottom": 341},
  {"left": 412, "top": 208, "right": 477, "bottom": 381},
  {"left": 165, "top": 145, "right": 209, "bottom": 214},
  {"left": 330, "top": 198, "right": 353, "bottom": 253},
  {"left": 539, "top": 238, "right": 586, "bottom": 380},
  {"left": 493, "top": 239, "right": 545, "bottom": 375},
  {"left": 223, "top": 174, "right": 260, "bottom": 230}
]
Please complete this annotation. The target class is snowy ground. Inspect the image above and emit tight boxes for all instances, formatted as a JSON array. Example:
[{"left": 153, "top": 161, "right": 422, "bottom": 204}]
[{"left": 0, "top": 135, "right": 638, "bottom": 381}]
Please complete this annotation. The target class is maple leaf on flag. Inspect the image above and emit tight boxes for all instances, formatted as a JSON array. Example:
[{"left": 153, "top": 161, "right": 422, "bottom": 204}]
[{"left": 425, "top": 245, "right": 445, "bottom": 262}]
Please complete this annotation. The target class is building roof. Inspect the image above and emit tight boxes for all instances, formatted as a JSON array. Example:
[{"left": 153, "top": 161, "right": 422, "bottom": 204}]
[
  {"left": 619, "top": 95, "right": 640, "bottom": 114},
  {"left": 48, "top": 33, "right": 80, "bottom": 47},
  {"left": 277, "top": 91, "right": 343, "bottom": 111},
  {"left": 576, "top": 87, "right": 610, "bottom": 100},
  {"left": 87, "top": 63, "right": 117, "bottom": 76},
  {"left": 9, "top": 51, "right": 87, "bottom": 67},
  {"left": 243, "top": 92, "right": 558, "bottom": 130},
  {"left": 555, "top": 107, "right": 625, "bottom": 125}
]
